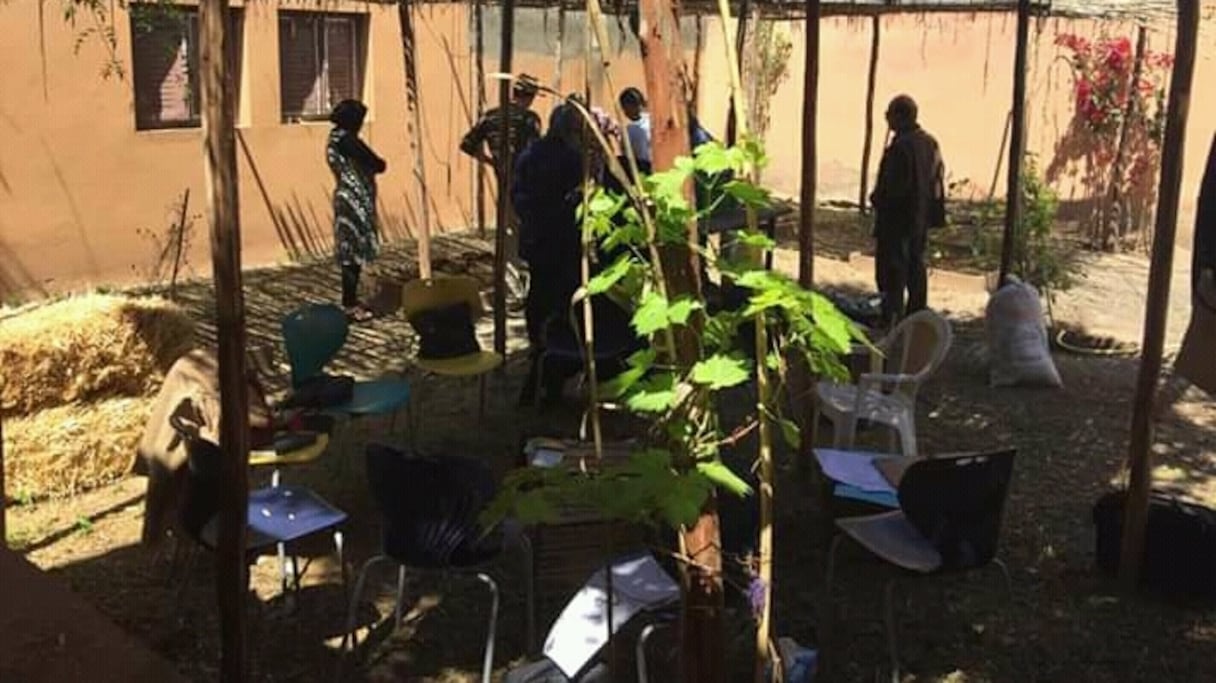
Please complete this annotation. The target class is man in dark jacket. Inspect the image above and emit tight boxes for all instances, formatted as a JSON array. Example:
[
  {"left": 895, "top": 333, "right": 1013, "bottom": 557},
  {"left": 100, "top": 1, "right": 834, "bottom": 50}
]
[
  {"left": 870, "top": 95, "right": 945, "bottom": 326},
  {"left": 512, "top": 103, "right": 586, "bottom": 404}
]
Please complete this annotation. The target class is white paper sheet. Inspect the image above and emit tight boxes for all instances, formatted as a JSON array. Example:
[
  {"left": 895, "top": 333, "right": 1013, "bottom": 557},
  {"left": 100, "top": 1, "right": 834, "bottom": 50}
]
[
  {"left": 542, "top": 554, "right": 679, "bottom": 678},
  {"left": 814, "top": 448, "right": 897, "bottom": 493}
]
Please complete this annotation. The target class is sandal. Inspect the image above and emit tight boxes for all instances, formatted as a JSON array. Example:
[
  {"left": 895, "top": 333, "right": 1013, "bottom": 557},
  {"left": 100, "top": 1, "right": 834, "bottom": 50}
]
[{"left": 345, "top": 305, "right": 375, "bottom": 323}]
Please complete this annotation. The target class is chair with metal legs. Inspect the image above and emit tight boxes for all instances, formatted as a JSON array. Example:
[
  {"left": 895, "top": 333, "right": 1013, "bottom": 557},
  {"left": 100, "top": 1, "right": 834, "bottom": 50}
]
[
  {"left": 823, "top": 449, "right": 1016, "bottom": 682},
  {"left": 339, "top": 445, "right": 533, "bottom": 683}
]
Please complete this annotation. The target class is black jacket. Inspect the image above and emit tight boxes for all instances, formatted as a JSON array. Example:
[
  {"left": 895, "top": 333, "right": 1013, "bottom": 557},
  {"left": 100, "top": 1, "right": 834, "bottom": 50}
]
[{"left": 872, "top": 125, "right": 944, "bottom": 237}]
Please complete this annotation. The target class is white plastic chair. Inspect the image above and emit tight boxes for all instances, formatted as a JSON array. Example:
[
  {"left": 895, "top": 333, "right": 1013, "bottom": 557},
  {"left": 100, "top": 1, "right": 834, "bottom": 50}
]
[{"left": 815, "top": 309, "right": 952, "bottom": 458}]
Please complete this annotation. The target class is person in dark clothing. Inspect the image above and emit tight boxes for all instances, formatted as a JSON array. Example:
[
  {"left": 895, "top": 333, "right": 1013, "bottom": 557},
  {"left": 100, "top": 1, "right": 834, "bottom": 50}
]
[
  {"left": 870, "top": 95, "right": 945, "bottom": 326},
  {"left": 512, "top": 103, "right": 586, "bottom": 404},
  {"left": 326, "top": 99, "right": 386, "bottom": 322},
  {"left": 1192, "top": 133, "right": 1216, "bottom": 298}
]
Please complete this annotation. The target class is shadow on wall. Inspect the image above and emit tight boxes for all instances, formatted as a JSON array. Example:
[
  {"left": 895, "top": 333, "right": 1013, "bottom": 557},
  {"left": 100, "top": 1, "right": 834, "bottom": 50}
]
[{"left": 0, "top": 235, "right": 47, "bottom": 305}]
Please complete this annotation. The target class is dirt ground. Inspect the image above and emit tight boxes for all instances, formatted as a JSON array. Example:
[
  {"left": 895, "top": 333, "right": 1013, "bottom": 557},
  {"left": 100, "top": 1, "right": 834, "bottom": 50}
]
[{"left": 6, "top": 219, "right": 1215, "bottom": 682}]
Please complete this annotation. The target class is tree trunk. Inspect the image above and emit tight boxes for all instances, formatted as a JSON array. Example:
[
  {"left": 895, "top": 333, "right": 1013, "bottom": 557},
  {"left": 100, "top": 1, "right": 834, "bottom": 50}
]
[
  {"left": 858, "top": 15, "right": 880, "bottom": 215},
  {"left": 1119, "top": 0, "right": 1199, "bottom": 589},
  {"left": 798, "top": 0, "right": 820, "bottom": 288},
  {"left": 998, "top": 0, "right": 1030, "bottom": 288},
  {"left": 399, "top": 0, "right": 433, "bottom": 279},
  {"left": 492, "top": 0, "right": 516, "bottom": 358},
  {"left": 199, "top": 1, "right": 250, "bottom": 681},
  {"left": 637, "top": 0, "right": 723, "bottom": 680}
]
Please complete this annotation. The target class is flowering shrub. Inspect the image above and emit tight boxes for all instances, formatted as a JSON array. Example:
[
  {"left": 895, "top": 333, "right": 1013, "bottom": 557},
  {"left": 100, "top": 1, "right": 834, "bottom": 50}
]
[{"left": 1047, "top": 33, "right": 1173, "bottom": 249}]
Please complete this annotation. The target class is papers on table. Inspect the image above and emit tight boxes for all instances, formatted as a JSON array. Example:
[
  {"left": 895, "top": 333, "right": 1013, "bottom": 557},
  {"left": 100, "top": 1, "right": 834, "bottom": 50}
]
[
  {"left": 815, "top": 448, "right": 898, "bottom": 494},
  {"left": 542, "top": 553, "right": 680, "bottom": 678}
]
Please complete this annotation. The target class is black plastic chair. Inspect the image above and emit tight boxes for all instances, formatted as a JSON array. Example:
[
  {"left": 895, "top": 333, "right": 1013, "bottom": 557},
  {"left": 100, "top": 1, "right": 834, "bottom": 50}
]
[
  {"left": 536, "top": 293, "right": 642, "bottom": 408},
  {"left": 170, "top": 415, "right": 348, "bottom": 600},
  {"left": 824, "top": 449, "right": 1016, "bottom": 681},
  {"left": 341, "top": 444, "right": 533, "bottom": 683}
]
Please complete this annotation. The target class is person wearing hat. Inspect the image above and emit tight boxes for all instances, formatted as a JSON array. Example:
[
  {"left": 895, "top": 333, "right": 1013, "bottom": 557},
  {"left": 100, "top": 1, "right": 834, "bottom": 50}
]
[
  {"left": 870, "top": 94, "right": 945, "bottom": 326},
  {"left": 327, "top": 99, "right": 386, "bottom": 322},
  {"left": 461, "top": 75, "right": 543, "bottom": 295}
]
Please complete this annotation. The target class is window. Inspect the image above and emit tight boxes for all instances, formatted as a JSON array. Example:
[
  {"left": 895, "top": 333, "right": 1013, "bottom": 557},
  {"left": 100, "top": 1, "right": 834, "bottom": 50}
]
[
  {"left": 130, "top": 5, "right": 243, "bottom": 130},
  {"left": 278, "top": 12, "right": 366, "bottom": 123}
]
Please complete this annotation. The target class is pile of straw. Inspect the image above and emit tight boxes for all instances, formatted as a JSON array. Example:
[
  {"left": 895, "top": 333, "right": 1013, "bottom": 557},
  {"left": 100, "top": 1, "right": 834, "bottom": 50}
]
[
  {"left": 0, "top": 294, "right": 194, "bottom": 415},
  {"left": 1, "top": 293, "right": 195, "bottom": 499},
  {"left": 4, "top": 398, "right": 153, "bottom": 499}
]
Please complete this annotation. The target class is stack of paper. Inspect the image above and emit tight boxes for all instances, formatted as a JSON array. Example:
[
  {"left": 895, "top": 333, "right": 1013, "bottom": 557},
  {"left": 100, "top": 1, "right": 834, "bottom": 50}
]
[{"left": 542, "top": 553, "right": 680, "bottom": 678}]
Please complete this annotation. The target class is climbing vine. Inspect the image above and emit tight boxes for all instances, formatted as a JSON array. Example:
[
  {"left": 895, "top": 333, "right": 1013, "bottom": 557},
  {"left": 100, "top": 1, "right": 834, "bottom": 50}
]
[{"left": 1047, "top": 32, "right": 1173, "bottom": 250}]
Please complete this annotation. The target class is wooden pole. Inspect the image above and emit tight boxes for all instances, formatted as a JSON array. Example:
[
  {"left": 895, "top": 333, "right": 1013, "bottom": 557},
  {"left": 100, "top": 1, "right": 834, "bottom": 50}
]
[
  {"left": 997, "top": 0, "right": 1030, "bottom": 288},
  {"left": 637, "top": 0, "right": 724, "bottom": 679},
  {"left": 1, "top": 411, "right": 6, "bottom": 547},
  {"left": 400, "top": 0, "right": 433, "bottom": 279},
  {"left": 858, "top": 14, "right": 880, "bottom": 215},
  {"left": 725, "top": 0, "right": 750, "bottom": 146},
  {"left": 474, "top": 0, "right": 487, "bottom": 240},
  {"left": 199, "top": 1, "right": 250, "bottom": 681},
  {"left": 492, "top": 0, "right": 516, "bottom": 358},
  {"left": 1119, "top": 0, "right": 1199, "bottom": 589},
  {"left": 553, "top": 3, "right": 566, "bottom": 93},
  {"left": 798, "top": 0, "right": 820, "bottom": 288},
  {"left": 987, "top": 111, "right": 1012, "bottom": 202}
]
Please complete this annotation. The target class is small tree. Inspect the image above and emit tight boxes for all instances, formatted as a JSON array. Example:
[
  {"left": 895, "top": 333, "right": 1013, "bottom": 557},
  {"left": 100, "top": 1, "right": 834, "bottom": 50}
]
[{"left": 1047, "top": 33, "right": 1173, "bottom": 250}]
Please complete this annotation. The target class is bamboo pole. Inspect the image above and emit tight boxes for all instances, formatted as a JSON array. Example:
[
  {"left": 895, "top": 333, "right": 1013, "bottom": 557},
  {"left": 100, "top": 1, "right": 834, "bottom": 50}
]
[
  {"left": 199, "top": 1, "right": 250, "bottom": 681},
  {"left": 399, "top": 0, "right": 433, "bottom": 279},
  {"left": 493, "top": 0, "right": 516, "bottom": 358},
  {"left": 858, "top": 14, "right": 880, "bottom": 215},
  {"left": 1119, "top": 0, "right": 1199, "bottom": 589},
  {"left": 798, "top": 0, "right": 820, "bottom": 288},
  {"left": 997, "top": 0, "right": 1030, "bottom": 288},
  {"left": 725, "top": 0, "right": 750, "bottom": 145},
  {"left": 475, "top": 0, "right": 488, "bottom": 240}
]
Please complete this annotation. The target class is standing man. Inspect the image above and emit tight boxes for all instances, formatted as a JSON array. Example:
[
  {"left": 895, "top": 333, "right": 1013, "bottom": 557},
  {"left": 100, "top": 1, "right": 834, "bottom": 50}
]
[
  {"left": 870, "top": 94, "right": 945, "bottom": 326},
  {"left": 460, "top": 75, "right": 543, "bottom": 277}
]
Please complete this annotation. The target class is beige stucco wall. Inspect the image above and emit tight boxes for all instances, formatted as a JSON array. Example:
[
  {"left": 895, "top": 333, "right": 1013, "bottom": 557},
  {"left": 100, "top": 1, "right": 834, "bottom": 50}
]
[{"left": 1, "top": 3, "right": 1212, "bottom": 301}]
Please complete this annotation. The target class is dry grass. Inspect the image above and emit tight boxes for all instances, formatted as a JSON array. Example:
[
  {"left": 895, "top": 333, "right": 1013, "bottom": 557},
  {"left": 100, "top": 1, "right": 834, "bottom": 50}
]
[
  {"left": 0, "top": 294, "right": 194, "bottom": 416},
  {"left": 3, "top": 397, "right": 153, "bottom": 500}
]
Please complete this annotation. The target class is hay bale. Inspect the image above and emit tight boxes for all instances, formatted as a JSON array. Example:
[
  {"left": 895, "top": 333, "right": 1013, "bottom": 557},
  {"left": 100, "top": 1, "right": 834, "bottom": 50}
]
[
  {"left": 0, "top": 294, "right": 194, "bottom": 416},
  {"left": 2, "top": 397, "right": 153, "bottom": 500}
]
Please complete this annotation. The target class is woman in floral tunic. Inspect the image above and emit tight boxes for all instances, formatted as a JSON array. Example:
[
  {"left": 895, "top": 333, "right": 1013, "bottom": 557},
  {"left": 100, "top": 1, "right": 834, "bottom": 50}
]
[{"left": 327, "top": 99, "right": 386, "bottom": 322}]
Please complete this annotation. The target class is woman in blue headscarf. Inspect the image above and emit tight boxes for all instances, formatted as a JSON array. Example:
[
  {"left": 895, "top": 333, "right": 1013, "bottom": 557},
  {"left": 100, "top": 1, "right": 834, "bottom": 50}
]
[{"left": 327, "top": 99, "right": 386, "bottom": 322}]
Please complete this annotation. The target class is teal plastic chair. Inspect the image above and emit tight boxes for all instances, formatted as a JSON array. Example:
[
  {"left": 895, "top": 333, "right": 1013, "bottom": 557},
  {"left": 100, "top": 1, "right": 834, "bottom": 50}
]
[{"left": 282, "top": 303, "right": 412, "bottom": 419}]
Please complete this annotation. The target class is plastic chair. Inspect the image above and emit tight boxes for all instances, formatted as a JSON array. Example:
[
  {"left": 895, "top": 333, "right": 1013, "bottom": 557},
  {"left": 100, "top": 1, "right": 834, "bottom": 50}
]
[
  {"left": 401, "top": 276, "right": 503, "bottom": 419},
  {"left": 170, "top": 415, "right": 348, "bottom": 600},
  {"left": 824, "top": 449, "right": 1016, "bottom": 681},
  {"left": 281, "top": 303, "right": 412, "bottom": 422},
  {"left": 814, "top": 309, "right": 952, "bottom": 458},
  {"left": 341, "top": 445, "right": 533, "bottom": 683}
]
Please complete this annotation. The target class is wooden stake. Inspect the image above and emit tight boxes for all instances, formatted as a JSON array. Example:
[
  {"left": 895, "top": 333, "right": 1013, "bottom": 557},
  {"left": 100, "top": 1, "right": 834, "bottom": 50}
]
[
  {"left": 725, "top": 0, "right": 750, "bottom": 146},
  {"left": 474, "top": 0, "right": 487, "bottom": 240},
  {"left": 858, "top": 15, "right": 880, "bottom": 216},
  {"left": 492, "top": 0, "right": 516, "bottom": 358},
  {"left": 997, "top": 0, "right": 1030, "bottom": 288},
  {"left": 1119, "top": 0, "right": 1199, "bottom": 589},
  {"left": 200, "top": 1, "right": 250, "bottom": 681},
  {"left": 987, "top": 110, "right": 1012, "bottom": 203},
  {"left": 399, "top": 0, "right": 433, "bottom": 279},
  {"left": 798, "top": 0, "right": 820, "bottom": 289}
]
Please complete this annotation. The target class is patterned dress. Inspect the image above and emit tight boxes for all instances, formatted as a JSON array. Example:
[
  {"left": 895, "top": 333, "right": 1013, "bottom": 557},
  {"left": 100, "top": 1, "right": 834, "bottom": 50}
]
[{"left": 327, "top": 127, "right": 380, "bottom": 267}]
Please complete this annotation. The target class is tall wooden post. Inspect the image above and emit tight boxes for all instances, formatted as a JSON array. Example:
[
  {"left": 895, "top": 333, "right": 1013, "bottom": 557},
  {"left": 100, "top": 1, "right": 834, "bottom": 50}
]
[
  {"left": 997, "top": 0, "right": 1030, "bottom": 287},
  {"left": 858, "top": 14, "right": 880, "bottom": 215},
  {"left": 1119, "top": 0, "right": 1199, "bottom": 588},
  {"left": 798, "top": 0, "right": 820, "bottom": 288},
  {"left": 725, "top": 0, "right": 750, "bottom": 146},
  {"left": 399, "top": 0, "right": 433, "bottom": 279},
  {"left": 492, "top": 0, "right": 516, "bottom": 358},
  {"left": 1, "top": 411, "right": 6, "bottom": 546},
  {"left": 474, "top": 0, "right": 487, "bottom": 240},
  {"left": 200, "top": 1, "right": 250, "bottom": 681}
]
